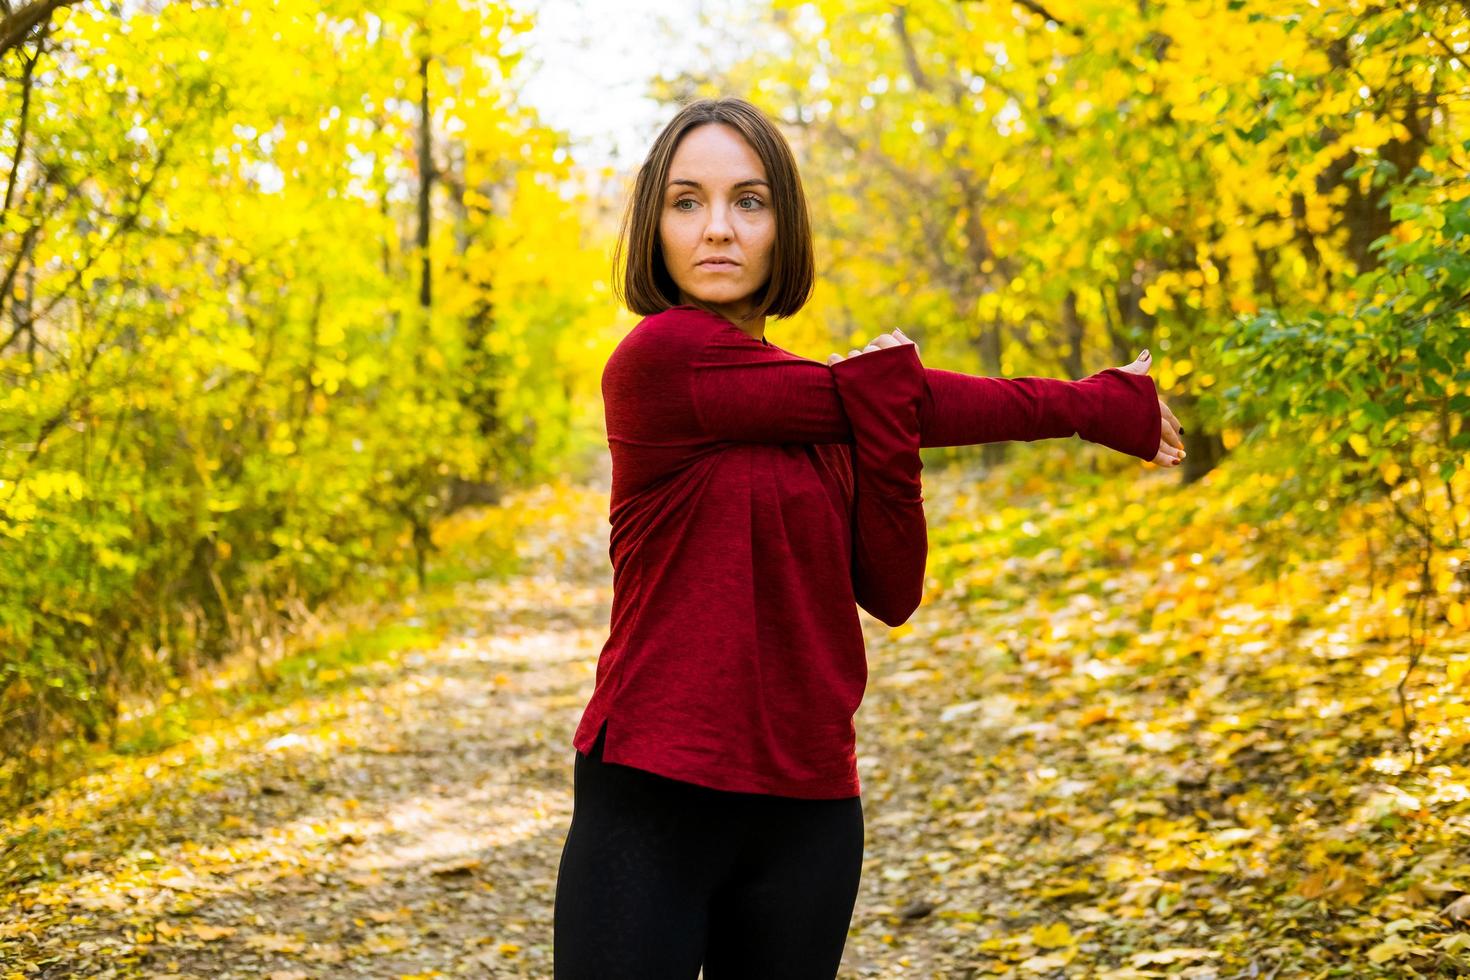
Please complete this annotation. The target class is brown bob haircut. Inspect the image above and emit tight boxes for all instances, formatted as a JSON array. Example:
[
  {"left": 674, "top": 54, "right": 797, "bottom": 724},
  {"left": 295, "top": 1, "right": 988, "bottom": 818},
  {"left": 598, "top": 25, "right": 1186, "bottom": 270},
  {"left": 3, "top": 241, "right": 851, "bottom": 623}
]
[{"left": 612, "top": 97, "right": 815, "bottom": 323}]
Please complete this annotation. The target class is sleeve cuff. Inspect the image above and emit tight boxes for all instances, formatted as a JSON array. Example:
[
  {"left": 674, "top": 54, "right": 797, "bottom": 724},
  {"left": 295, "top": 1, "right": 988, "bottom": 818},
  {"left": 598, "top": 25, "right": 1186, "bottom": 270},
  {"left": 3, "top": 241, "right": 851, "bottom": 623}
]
[
  {"left": 1082, "top": 368, "right": 1162, "bottom": 461},
  {"left": 829, "top": 344, "right": 925, "bottom": 495}
]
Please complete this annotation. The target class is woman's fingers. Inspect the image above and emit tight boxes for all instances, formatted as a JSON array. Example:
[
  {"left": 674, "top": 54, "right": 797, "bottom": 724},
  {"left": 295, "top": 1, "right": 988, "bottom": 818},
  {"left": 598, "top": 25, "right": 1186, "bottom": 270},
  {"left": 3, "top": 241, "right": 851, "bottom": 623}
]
[
  {"left": 1153, "top": 431, "right": 1185, "bottom": 466},
  {"left": 1162, "top": 398, "right": 1182, "bottom": 436},
  {"left": 855, "top": 330, "right": 919, "bottom": 352},
  {"left": 828, "top": 329, "right": 921, "bottom": 364},
  {"left": 1154, "top": 396, "right": 1184, "bottom": 452},
  {"left": 1160, "top": 411, "right": 1184, "bottom": 451}
]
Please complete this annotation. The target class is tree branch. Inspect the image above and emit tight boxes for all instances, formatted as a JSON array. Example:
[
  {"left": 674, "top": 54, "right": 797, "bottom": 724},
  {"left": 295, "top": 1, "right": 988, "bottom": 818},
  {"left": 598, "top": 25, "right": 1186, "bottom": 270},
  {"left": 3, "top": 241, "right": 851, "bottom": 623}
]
[
  {"left": 0, "top": 0, "right": 78, "bottom": 60},
  {"left": 957, "top": 0, "right": 1082, "bottom": 37}
]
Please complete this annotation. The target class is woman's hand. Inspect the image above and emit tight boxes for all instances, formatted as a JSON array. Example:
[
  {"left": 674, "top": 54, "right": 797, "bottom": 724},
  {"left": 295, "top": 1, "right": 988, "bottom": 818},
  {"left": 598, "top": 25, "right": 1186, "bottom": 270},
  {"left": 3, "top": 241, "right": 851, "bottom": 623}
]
[
  {"left": 1117, "top": 349, "right": 1185, "bottom": 467},
  {"left": 827, "top": 328, "right": 918, "bottom": 365}
]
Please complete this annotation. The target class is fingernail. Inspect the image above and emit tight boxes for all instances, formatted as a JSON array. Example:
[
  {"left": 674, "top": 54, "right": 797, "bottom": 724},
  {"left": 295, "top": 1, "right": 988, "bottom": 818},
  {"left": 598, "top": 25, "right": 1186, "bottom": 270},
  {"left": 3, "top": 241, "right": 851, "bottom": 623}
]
[{"left": 1141, "top": 349, "right": 1150, "bottom": 358}]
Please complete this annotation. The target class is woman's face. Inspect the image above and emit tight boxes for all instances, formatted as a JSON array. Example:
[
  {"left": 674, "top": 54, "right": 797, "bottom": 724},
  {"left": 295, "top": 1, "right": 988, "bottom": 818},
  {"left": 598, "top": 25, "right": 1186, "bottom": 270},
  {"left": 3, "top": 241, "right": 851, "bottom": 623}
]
[{"left": 658, "top": 123, "right": 775, "bottom": 321}]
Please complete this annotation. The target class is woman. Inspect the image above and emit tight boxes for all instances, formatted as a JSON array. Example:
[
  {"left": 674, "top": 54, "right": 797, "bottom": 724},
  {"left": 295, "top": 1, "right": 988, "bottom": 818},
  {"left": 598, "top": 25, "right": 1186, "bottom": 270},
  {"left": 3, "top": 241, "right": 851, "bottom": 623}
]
[{"left": 554, "top": 97, "right": 1183, "bottom": 980}]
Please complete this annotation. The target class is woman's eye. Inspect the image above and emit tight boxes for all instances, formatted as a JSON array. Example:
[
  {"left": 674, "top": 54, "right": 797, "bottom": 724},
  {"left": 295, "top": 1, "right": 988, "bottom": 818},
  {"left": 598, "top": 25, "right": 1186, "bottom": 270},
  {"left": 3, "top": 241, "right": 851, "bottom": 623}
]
[{"left": 671, "top": 197, "right": 764, "bottom": 212}]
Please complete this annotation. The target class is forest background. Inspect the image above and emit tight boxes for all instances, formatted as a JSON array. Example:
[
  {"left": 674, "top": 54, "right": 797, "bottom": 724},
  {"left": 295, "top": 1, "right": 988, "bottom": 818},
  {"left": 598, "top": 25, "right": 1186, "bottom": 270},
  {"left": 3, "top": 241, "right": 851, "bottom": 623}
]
[{"left": 1, "top": 0, "right": 1469, "bottom": 975}]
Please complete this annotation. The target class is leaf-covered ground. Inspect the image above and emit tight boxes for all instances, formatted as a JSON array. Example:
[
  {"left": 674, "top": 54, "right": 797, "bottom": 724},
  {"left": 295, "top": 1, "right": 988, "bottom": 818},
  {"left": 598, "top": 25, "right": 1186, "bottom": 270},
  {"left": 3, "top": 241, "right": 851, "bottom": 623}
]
[{"left": 3, "top": 460, "right": 1468, "bottom": 978}]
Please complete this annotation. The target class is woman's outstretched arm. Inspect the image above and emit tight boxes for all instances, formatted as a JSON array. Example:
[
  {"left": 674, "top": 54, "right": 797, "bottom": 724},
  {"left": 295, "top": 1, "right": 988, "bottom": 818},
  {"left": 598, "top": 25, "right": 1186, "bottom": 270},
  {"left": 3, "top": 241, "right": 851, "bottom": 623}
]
[
  {"left": 684, "top": 314, "right": 1161, "bottom": 460},
  {"left": 916, "top": 366, "right": 1161, "bottom": 459},
  {"left": 828, "top": 341, "right": 927, "bottom": 628}
]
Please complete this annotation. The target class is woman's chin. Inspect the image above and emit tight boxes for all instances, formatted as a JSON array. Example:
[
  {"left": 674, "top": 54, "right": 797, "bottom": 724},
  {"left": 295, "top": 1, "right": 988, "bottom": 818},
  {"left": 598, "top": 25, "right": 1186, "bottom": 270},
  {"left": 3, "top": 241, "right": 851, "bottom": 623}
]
[{"left": 682, "top": 287, "right": 754, "bottom": 308}]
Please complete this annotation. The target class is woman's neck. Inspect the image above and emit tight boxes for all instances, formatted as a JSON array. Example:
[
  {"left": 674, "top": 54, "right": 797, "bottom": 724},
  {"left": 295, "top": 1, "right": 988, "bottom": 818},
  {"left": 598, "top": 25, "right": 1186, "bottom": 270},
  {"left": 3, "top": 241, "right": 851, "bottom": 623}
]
[{"left": 679, "top": 294, "right": 766, "bottom": 342}]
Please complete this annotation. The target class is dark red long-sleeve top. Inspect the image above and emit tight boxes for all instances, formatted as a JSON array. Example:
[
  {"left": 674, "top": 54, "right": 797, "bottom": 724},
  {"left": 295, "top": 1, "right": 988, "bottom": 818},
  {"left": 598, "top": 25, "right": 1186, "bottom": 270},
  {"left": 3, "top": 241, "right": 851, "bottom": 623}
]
[{"left": 572, "top": 305, "right": 1161, "bottom": 799}]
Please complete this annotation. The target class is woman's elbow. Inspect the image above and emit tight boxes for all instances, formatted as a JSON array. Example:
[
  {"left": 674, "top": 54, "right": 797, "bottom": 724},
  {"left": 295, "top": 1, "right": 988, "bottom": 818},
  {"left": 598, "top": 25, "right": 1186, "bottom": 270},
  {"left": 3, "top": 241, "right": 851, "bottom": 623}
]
[{"left": 861, "top": 585, "right": 923, "bottom": 628}]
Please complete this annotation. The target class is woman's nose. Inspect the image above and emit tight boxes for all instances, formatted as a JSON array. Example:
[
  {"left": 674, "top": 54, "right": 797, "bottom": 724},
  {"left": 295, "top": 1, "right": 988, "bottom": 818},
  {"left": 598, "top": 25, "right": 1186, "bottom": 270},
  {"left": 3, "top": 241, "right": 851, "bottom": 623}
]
[{"left": 704, "top": 208, "right": 733, "bottom": 240}]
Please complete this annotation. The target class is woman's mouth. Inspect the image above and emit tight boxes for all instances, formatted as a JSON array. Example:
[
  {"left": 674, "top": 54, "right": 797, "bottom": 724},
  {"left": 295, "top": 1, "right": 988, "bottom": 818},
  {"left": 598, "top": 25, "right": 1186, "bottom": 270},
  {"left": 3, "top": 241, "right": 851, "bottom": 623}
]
[{"left": 699, "top": 261, "right": 738, "bottom": 270}]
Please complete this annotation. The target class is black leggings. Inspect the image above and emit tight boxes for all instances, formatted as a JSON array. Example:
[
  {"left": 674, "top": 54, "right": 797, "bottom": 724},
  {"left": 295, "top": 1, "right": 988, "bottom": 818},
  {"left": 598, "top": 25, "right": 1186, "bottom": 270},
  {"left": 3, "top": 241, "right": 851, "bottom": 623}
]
[{"left": 553, "top": 721, "right": 865, "bottom": 979}]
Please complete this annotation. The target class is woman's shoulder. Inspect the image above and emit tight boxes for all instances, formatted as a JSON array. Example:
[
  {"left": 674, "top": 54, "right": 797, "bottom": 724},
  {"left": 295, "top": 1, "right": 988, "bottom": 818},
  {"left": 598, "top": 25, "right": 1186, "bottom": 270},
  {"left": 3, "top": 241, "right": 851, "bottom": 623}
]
[
  {"left": 612, "top": 305, "right": 736, "bottom": 364},
  {"left": 602, "top": 307, "right": 733, "bottom": 414},
  {"left": 633, "top": 304, "right": 733, "bottom": 339}
]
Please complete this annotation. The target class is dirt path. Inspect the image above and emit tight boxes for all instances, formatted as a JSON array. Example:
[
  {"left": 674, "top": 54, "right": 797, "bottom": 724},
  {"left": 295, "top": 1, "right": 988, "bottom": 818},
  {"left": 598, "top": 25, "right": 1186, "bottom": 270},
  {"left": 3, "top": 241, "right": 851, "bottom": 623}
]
[{"left": 2, "top": 522, "right": 1007, "bottom": 979}]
